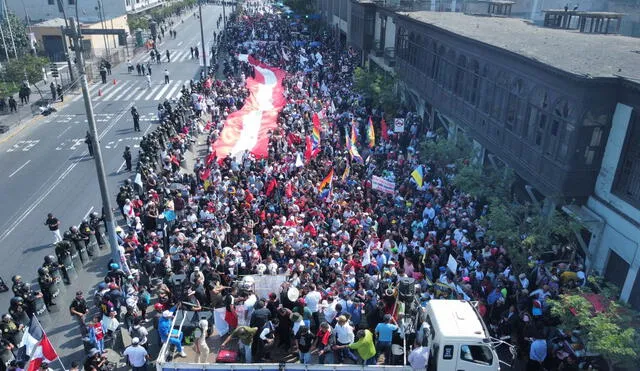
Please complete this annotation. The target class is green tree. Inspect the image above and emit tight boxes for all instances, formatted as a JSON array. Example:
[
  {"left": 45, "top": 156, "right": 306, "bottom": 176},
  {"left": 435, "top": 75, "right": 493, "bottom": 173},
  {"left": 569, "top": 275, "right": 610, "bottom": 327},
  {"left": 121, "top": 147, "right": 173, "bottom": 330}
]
[
  {"left": 1, "top": 13, "right": 30, "bottom": 59},
  {"left": 1, "top": 55, "right": 48, "bottom": 84},
  {"left": 353, "top": 66, "right": 399, "bottom": 116},
  {"left": 284, "top": 0, "right": 315, "bottom": 15},
  {"left": 548, "top": 293, "right": 640, "bottom": 369}
]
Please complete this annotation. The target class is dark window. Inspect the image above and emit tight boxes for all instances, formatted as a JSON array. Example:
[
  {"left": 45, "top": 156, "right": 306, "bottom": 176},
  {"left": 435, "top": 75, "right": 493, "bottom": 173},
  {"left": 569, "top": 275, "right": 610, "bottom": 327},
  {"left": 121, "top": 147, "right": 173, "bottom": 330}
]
[
  {"left": 492, "top": 75, "right": 508, "bottom": 120},
  {"left": 545, "top": 99, "right": 571, "bottom": 158},
  {"left": 436, "top": 46, "right": 446, "bottom": 87},
  {"left": 48, "top": 0, "right": 55, "bottom": 5},
  {"left": 613, "top": 108, "right": 640, "bottom": 206},
  {"left": 481, "top": 66, "right": 495, "bottom": 115},
  {"left": 525, "top": 87, "right": 549, "bottom": 147},
  {"left": 465, "top": 60, "right": 480, "bottom": 106},
  {"left": 68, "top": 0, "right": 75, "bottom": 4},
  {"left": 460, "top": 344, "right": 494, "bottom": 365},
  {"left": 454, "top": 55, "right": 467, "bottom": 97},
  {"left": 430, "top": 43, "right": 439, "bottom": 80},
  {"left": 506, "top": 79, "right": 524, "bottom": 133},
  {"left": 442, "top": 345, "right": 454, "bottom": 360}
]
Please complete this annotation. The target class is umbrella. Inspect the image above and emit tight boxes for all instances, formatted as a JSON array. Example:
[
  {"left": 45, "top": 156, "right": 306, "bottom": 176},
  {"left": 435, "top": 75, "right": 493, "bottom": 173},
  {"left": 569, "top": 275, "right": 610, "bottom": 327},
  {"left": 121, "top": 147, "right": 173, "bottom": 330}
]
[{"left": 309, "top": 41, "right": 321, "bottom": 47}]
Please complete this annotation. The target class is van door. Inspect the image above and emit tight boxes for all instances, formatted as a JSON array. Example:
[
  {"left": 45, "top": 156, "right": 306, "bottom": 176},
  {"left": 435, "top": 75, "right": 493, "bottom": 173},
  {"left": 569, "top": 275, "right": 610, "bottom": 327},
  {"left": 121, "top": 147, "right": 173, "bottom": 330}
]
[
  {"left": 437, "top": 344, "right": 458, "bottom": 371},
  {"left": 455, "top": 344, "right": 498, "bottom": 370}
]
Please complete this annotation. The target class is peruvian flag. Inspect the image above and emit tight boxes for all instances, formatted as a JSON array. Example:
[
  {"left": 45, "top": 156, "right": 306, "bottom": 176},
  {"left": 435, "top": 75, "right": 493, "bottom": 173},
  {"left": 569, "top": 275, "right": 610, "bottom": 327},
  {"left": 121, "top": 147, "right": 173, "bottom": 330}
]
[
  {"left": 19, "top": 316, "right": 59, "bottom": 371},
  {"left": 212, "top": 55, "right": 286, "bottom": 161}
]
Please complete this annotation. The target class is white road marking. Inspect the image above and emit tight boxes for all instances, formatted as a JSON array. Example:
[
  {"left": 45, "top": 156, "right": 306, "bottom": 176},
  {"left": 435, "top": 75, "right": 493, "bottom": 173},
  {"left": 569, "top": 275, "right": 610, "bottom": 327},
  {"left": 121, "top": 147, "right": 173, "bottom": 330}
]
[
  {"left": 177, "top": 41, "right": 183, "bottom": 46},
  {"left": 6, "top": 140, "right": 40, "bottom": 152},
  {"left": 116, "top": 84, "right": 136, "bottom": 100},
  {"left": 154, "top": 83, "right": 172, "bottom": 100},
  {"left": 8, "top": 160, "right": 31, "bottom": 178},
  {"left": 134, "top": 85, "right": 149, "bottom": 100},
  {"left": 165, "top": 80, "right": 182, "bottom": 99},
  {"left": 103, "top": 81, "right": 129, "bottom": 100},
  {"left": 83, "top": 206, "right": 94, "bottom": 219},
  {"left": 123, "top": 83, "right": 141, "bottom": 101},
  {"left": 144, "top": 85, "right": 162, "bottom": 100},
  {"left": 117, "top": 160, "right": 126, "bottom": 173},
  {"left": 57, "top": 125, "right": 72, "bottom": 138}
]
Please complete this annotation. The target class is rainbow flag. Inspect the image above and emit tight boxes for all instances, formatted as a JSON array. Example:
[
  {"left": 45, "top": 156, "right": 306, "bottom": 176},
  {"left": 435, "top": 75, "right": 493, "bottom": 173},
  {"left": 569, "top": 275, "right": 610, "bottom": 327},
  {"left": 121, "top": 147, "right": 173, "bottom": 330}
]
[
  {"left": 349, "top": 121, "right": 363, "bottom": 163},
  {"left": 367, "top": 116, "right": 375, "bottom": 148},
  {"left": 342, "top": 163, "right": 350, "bottom": 182},
  {"left": 318, "top": 168, "right": 334, "bottom": 194},
  {"left": 311, "top": 113, "right": 321, "bottom": 156}
]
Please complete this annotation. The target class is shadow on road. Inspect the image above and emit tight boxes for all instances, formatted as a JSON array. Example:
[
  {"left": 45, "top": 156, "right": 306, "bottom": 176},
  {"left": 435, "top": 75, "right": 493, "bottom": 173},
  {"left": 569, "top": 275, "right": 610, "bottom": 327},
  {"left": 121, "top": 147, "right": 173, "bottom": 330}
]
[{"left": 22, "top": 243, "right": 53, "bottom": 254}]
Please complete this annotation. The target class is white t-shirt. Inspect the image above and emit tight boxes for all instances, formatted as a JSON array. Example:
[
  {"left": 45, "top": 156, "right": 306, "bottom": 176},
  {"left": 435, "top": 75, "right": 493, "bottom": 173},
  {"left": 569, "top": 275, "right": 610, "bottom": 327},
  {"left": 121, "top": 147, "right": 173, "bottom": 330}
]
[
  {"left": 305, "top": 291, "right": 322, "bottom": 313},
  {"left": 123, "top": 345, "right": 148, "bottom": 367}
]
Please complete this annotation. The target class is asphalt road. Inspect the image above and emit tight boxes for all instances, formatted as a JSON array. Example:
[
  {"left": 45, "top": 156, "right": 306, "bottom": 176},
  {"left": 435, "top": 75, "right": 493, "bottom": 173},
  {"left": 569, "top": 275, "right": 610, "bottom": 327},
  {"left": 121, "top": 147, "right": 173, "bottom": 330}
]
[{"left": 0, "top": 4, "right": 223, "bottom": 361}]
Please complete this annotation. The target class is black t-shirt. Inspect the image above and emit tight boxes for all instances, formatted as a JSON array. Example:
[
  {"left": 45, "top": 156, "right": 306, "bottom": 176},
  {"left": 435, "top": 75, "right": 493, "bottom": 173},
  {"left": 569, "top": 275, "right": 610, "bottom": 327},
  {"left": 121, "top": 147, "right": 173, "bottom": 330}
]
[
  {"left": 296, "top": 332, "right": 315, "bottom": 353},
  {"left": 46, "top": 217, "right": 59, "bottom": 231},
  {"left": 70, "top": 298, "right": 88, "bottom": 314}
]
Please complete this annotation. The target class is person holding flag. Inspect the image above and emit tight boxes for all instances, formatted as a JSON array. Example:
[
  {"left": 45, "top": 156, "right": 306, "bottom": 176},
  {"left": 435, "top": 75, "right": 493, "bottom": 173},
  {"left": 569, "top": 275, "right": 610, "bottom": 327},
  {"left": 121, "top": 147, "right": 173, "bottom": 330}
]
[
  {"left": 367, "top": 116, "right": 375, "bottom": 149},
  {"left": 318, "top": 169, "right": 334, "bottom": 199},
  {"left": 19, "top": 316, "right": 61, "bottom": 371},
  {"left": 411, "top": 165, "right": 424, "bottom": 188}
]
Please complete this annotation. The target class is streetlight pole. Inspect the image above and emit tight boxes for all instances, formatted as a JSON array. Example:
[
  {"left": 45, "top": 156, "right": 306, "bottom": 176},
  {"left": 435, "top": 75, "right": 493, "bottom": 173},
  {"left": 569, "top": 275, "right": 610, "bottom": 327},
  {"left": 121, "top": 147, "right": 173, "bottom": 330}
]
[
  {"left": 96, "top": 0, "right": 110, "bottom": 59},
  {"left": 2, "top": 0, "right": 18, "bottom": 58},
  {"left": 55, "top": 0, "right": 75, "bottom": 84},
  {"left": 0, "top": 19, "right": 9, "bottom": 61},
  {"left": 198, "top": 1, "right": 206, "bottom": 72},
  {"left": 67, "top": 17, "right": 123, "bottom": 268}
]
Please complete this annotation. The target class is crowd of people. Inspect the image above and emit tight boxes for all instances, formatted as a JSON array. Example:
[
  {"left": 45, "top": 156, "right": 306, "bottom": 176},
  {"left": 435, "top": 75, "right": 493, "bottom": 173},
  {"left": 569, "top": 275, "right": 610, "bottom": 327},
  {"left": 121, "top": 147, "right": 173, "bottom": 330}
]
[
  {"left": 0, "top": 2, "right": 594, "bottom": 371},
  {"left": 96, "top": 1, "right": 590, "bottom": 369}
]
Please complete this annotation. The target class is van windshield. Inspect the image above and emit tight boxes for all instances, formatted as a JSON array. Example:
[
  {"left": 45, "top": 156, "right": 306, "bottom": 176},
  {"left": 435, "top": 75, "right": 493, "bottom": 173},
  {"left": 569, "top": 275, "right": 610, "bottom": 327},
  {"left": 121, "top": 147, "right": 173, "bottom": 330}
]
[{"left": 460, "top": 344, "right": 494, "bottom": 365}]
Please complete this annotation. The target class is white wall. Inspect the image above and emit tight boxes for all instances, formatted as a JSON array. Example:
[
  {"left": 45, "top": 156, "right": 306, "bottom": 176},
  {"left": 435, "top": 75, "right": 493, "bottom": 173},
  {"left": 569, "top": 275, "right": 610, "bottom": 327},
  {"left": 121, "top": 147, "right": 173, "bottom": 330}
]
[
  {"left": 125, "top": 0, "right": 164, "bottom": 14},
  {"left": 585, "top": 102, "right": 640, "bottom": 303},
  {"left": 6, "top": 0, "right": 126, "bottom": 23}
]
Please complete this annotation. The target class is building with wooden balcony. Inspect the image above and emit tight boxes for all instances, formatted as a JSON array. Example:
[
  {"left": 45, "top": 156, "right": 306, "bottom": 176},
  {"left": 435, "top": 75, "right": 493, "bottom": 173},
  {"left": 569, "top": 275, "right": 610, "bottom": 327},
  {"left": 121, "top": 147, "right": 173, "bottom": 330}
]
[{"left": 315, "top": 0, "right": 640, "bottom": 308}]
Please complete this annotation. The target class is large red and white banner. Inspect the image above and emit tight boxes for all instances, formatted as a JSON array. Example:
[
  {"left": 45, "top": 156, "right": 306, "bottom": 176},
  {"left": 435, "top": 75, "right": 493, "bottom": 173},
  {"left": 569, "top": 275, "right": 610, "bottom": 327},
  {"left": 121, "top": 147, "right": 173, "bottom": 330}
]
[{"left": 212, "top": 55, "right": 286, "bottom": 160}]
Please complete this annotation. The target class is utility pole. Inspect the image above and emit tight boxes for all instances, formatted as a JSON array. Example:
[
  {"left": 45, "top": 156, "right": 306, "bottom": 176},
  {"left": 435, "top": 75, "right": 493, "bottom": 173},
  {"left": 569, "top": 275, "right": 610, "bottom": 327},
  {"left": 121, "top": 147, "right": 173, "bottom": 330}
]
[
  {"left": 0, "top": 18, "right": 9, "bottom": 61},
  {"left": 56, "top": 0, "right": 75, "bottom": 84},
  {"left": 96, "top": 0, "right": 110, "bottom": 59},
  {"left": 67, "top": 17, "right": 122, "bottom": 267},
  {"left": 198, "top": 0, "right": 206, "bottom": 72},
  {"left": 2, "top": 0, "right": 18, "bottom": 58},
  {"left": 222, "top": 1, "right": 226, "bottom": 30}
]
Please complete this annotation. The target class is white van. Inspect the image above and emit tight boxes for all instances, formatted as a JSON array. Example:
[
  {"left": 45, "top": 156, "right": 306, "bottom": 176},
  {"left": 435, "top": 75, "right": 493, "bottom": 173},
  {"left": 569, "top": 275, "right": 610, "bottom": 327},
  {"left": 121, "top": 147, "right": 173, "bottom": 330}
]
[{"left": 424, "top": 300, "right": 500, "bottom": 371}]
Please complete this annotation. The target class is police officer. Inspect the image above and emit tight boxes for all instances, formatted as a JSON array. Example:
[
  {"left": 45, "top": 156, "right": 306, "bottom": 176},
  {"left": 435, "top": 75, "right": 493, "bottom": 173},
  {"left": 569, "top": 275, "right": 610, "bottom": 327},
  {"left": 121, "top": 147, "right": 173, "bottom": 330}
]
[
  {"left": 11, "top": 276, "right": 28, "bottom": 299},
  {"left": 85, "top": 131, "right": 94, "bottom": 157},
  {"left": 89, "top": 212, "right": 105, "bottom": 246},
  {"left": 8, "top": 297, "right": 29, "bottom": 326},
  {"left": 123, "top": 146, "right": 132, "bottom": 172},
  {"left": 43, "top": 255, "right": 63, "bottom": 284},
  {"left": 0, "top": 314, "right": 24, "bottom": 347},
  {"left": 131, "top": 106, "right": 140, "bottom": 132},
  {"left": 37, "top": 268, "right": 56, "bottom": 307},
  {"left": 69, "top": 291, "right": 89, "bottom": 336},
  {"left": 68, "top": 226, "right": 85, "bottom": 250}
]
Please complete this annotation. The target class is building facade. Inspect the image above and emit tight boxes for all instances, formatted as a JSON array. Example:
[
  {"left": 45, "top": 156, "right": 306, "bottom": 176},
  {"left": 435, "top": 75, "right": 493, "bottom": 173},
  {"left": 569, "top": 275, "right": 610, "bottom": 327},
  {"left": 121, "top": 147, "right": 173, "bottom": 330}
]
[
  {"left": 5, "top": 0, "right": 164, "bottom": 23},
  {"left": 316, "top": 0, "right": 640, "bottom": 308}
]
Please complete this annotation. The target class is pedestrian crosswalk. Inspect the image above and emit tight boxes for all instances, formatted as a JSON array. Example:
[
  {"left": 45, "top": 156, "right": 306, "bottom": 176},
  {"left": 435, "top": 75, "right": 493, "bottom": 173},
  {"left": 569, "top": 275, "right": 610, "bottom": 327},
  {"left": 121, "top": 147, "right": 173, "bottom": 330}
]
[
  {"left": 72, "top": 80, "right": 186, "bottom": 103},
  {"left": 132, "top": 48, "right": 201, "bottom": 64}
]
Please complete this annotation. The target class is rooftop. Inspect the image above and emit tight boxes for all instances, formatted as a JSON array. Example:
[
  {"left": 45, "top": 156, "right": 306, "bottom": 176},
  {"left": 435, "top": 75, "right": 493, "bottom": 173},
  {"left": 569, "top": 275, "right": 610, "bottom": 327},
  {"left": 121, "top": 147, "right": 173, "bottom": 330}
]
[
  {"left": 427, "top": 300, "right": 488, "bottom": 340},
  {"left": 399, "top": 11, "right": 640, "bottom": 79},
  {"left": 32, "top": 18, "right": 67, "bottom": 28}
]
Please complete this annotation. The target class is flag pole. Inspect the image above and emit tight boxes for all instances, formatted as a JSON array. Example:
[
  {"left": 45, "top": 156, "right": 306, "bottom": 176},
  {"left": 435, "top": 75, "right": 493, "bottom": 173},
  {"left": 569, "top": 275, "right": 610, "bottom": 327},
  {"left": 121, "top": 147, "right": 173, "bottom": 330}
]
[{"left": 33, "top": 315, "right": 67, "bottom": 371}]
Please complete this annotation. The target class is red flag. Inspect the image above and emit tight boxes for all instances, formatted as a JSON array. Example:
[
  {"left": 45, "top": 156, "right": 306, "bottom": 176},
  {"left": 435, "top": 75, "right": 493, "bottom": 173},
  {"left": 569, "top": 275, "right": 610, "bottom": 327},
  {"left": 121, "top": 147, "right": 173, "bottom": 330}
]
[
  {"left": 200, "top": 168, "right": 211, "bottom": 181},
  {"left": 380, "top": 118, "right": 389, "bottom": 141},
  {"left": 304, "top": 135, "right": 312, "bottom": 162},
  {"left": 206, "top": 152, "right": 216, "bottom": 166},
  {"left": 26, "top": 333, "right": 58, "bottom": 371},
  {"left": 285, "top": 182, "right": 293, "bottom": 198}
]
